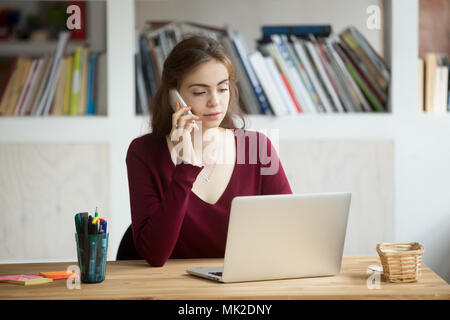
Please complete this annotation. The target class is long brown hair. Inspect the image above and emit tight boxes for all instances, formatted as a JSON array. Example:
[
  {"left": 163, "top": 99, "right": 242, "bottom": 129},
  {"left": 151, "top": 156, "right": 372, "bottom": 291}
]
[{"left": 149, "top": 34, "right": 246, "bottom": 139}]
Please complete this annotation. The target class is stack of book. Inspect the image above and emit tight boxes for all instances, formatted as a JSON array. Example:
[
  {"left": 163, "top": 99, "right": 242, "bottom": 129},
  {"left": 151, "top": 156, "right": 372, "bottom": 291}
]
[
  {"left": 135, "top": 21, "right": 226, "bottom": 114},
  {"left": 0, "top": 32, "right": 107, "bottom": 116},
  {"left": 135, "top": 22, "right": 390, "bottom": 115},
  {"left": 419, "top": 53, "right": 449, "bottom": 113}
]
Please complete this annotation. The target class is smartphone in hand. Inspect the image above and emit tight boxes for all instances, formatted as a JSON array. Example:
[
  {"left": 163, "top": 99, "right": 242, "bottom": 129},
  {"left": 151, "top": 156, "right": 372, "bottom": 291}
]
[
  {"left": 169, "top": 89, "right": 197, "bottom": 125},
  {"left": 169, "top": 89, "right": 195, "bottom": 124}
]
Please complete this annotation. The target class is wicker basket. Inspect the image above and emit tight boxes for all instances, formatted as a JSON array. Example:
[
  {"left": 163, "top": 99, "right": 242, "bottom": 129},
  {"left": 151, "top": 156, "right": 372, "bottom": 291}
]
[{"left": 376, "top": 242, "right": 424, "bottom": 283}]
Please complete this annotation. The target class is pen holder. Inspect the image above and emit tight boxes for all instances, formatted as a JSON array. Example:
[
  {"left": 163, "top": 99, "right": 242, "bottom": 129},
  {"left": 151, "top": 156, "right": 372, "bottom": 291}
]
[{"left": 75, "top": 233, "right": 109, "bottom": 283}]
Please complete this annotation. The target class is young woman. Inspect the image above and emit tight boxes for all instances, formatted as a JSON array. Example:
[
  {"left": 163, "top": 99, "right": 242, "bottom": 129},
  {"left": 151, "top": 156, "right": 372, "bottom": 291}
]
[{"left": 126, "top": 35, "right": 292, "bottom": 267}]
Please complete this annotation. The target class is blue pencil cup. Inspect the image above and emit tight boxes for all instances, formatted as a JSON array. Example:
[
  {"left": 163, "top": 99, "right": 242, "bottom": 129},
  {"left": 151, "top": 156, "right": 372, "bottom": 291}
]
[{"left": 75, "top": 233, "right": 109, "bottom": 283}]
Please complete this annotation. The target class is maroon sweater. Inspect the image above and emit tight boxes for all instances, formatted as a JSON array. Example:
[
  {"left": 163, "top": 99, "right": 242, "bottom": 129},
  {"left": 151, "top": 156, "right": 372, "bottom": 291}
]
[{"left": 126, "top": 129, "right": 292, "bottom": 267}]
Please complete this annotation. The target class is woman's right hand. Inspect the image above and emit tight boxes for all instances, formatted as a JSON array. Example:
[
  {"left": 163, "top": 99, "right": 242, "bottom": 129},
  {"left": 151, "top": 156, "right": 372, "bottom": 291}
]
[{"left": 169, "top": 102, "right": 202, "bottom": 166}]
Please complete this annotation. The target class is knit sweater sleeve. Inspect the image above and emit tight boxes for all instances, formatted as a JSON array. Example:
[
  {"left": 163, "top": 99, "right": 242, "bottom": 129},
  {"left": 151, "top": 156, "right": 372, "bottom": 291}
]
[{"left": 126, "top": 139, "right": 203, "bottom": 267}]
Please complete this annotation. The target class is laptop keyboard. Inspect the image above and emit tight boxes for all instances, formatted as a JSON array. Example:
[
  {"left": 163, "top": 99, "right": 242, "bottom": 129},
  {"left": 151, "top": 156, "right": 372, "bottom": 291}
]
[{"left": 209, "top": 272, "right": 223, "bottom": 277}]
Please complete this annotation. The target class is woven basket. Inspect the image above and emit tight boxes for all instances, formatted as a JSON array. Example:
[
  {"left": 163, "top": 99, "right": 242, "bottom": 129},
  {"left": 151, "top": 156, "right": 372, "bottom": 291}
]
[{"left": 376, "top": 242, "right": 424, "bottom": 283}]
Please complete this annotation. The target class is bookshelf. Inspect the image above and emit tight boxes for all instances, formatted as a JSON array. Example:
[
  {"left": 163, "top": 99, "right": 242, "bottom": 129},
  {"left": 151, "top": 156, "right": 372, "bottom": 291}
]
[
  {"left": 1, "top": 0, "right": 449, "bottom": 284},
  {"left": 417, "top": 0, "right": 449, "bottom": 115},
  {"left": 0, "top": 1, "right": 107, "bottom": 117}
]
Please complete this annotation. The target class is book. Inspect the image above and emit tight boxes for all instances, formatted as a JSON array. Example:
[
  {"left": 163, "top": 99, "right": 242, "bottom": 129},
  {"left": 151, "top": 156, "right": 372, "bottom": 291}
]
[
  {"left": 337, "top": 40, "right": 387, "bottom": 105},
  {"left": 70, "top": 46, "right": 83, "bottom": 115},
  {"left": 95, "top": 52, "right": 107, "bottom": 115},
  {"left": 139, "top": 34, "right": 158, "bottom": 99},
  {"left": 448, "top": 66, "right": 450, "bottom": 112},
  {"left": 0, "top": 57, "right": 17, "bottom": 103},
  {"left": 36, "top": 31, "right": 71, "bottom": 116},
  {"left": 336, "top": 45, "right": 384, "bottom": 112},
  {"left": 249, "top": 51, "right": 289, "bottom": 116},
  {"left": 14, "top": 59, "right": 39, "bottom": 116},
  {"left": 320, "top": 42, "right": 358, "bottom": 112},
  {"left": 270, "top": 35, "right": 317, "bottom": 113},
  {"left": 418, "top": 58, "right": 424, "bottom": 112},
  {"left": 86, "top": 53, "right": 98, "bottom": 115},
  {"left": 135, "top": 31, "right": 149, "bottom": 115},
  {"left": 264, "top": 55, "right": 298, "bottom": 114},
  {"left": 0, "top": 57, "right": 17, "bottom": 114},
  {"left": 222, "top": 36, "right": 261, "bottom": 114},
  {"left": 51, "top": 56, "right": 68, "bottom": 115},
  {"left": 290, "top": 37, "right": 331, "bottom": 113},
  {"left": 304, "top": 39, "right": 338, "bottom": 112},
  {"left": 77, "top": 46, "right": 90, "bottom": 115},
  {"left": 226, "top": 25, "right": 272, "bottom": 115},
  {"left": 262, "top": 25, "right": 332, "bottom": 38},
  {"left": 339, "top": 28, "right": 388, "bottom": 92},
  {"left": 325, "top": 40, "right": 370, "bottom": 112},
  {"left": 349, "top": 26, "right": 389, "bottom": 81},
  {"left": 4, "top": 56, "right": 33, "bottom": 115},
  {"left": 63, "top": 54, "right": 73, "bottom": 115},
  {"left": 314, "top": 39, "right": 346, "bottom": 112},
  {"left": 333, "top": 42, "right": 381, "bottom": 112},
  {"left": 434, "top": 63, "right": 449, "bottom": 114},
  {"left": 29, "top": 55, "right": 52, "bottom": 115},
  {"left": 279, "top": 35, "right": 318, "bottom": 112},
  {"left": 424, "top": 53, "right": 438, "bottom": 113}
]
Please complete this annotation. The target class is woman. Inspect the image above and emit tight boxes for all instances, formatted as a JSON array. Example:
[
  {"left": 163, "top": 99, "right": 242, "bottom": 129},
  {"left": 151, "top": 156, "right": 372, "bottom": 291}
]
[{"left": 126, "top": 35, "right": 292, "bottom": 267}]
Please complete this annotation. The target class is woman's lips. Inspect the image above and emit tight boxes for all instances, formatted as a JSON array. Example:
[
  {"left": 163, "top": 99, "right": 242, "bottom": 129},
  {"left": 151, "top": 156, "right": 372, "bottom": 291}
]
[{"left": 203, "top": 112, "right": 221, "bottom": 120}]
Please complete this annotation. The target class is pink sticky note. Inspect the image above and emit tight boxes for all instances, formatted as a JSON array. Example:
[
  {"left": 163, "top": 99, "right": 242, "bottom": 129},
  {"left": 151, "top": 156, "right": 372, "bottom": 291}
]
[{"left": 0, "top": 275, "right": 41, "bottom": 281}]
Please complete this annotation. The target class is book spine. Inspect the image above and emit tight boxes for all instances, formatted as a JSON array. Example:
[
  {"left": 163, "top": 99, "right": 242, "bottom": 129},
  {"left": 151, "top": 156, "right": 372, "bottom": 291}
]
[
  {"left": 140, "top": 34, "right": 158, "bottom": 98},
  {"left": 14, "top": 59, "right": 38, "bottom": 116},
  {"left": 0, "top": 57, "right": 18, "bottom": 114},
  {"left": 70, "top": 46, "right": 83, "bottom": 116},
  {"left": 280, "top": 35, "right": 319, "bottom": 112},
  {"left": 249, "top": 52, "right": 288, "bottom": 116},
  {"left": 263, "top": 55, "right": 296, "bottom": 115},
  {"left": 63, "top": 55, "right": 74, "bottom": 115},
  {"left": 345, "top": 61, "right": 384, "bottom": 112},
  {"left": 227, "top": 26, "right": 272, "bottom": 114},
  {"left": 271, "top": 34, "right": 316, "bottom": 113},
  {"left": 262, "top": 25, "right": 332, "bottom": 38},
  {"left": 291, "top": 36, "right": 330, "bottom": 113},
  {"left": 20, "top": 58, "right": 44, "bottom": 116},
  {"left": 340, "top": 29, "right": 388, "bottom": 91},
  {"left": 86, "top": 54, "right": 96, "bottom": 115},
  {"left": 314, "top": 40, "right": 345, "bottom": 112}
]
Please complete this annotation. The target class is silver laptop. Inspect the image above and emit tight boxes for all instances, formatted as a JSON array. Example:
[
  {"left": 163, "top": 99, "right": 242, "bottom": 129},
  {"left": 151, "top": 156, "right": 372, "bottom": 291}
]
[{"left": 187, "top": 192, "right": 351, "bottom": 283}]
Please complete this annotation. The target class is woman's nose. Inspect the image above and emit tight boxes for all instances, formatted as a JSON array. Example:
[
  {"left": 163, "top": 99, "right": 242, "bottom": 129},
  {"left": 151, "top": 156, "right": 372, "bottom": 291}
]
[{"left": 208, "top": 91, "right": 220, "bottom": 106}]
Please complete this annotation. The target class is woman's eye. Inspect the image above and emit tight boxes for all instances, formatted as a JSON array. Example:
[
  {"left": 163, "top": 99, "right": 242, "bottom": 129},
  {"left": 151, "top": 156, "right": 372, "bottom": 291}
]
[
  {"left": 219, "top": 88, "right": 229, "bottom": 93},
  {"left": 193, "top": 92, "right": 205, "bottom": 96}
]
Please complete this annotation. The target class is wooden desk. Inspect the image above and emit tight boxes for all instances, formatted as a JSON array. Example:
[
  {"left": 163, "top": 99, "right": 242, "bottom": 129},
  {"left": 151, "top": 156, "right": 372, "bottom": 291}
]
[{"left": 0, "top": 256, "right": 448, "bottom": 300}]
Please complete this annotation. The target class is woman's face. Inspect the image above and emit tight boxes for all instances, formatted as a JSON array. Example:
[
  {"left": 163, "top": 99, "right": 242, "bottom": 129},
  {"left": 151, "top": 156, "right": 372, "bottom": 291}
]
[{"left": 178, "top": 59, "right": 230, "bottom": 131}]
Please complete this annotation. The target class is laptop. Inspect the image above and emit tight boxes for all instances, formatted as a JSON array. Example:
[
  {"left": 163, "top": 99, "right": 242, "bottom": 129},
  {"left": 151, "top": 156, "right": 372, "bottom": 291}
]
[{"left": 187, "top": 192, "right": 351, "bottom": 283}]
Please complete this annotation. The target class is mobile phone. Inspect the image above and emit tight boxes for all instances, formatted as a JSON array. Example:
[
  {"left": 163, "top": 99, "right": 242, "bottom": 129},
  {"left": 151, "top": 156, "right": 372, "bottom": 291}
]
[{"left": 169, "top": 89, "right": 197, "bottom": 126}]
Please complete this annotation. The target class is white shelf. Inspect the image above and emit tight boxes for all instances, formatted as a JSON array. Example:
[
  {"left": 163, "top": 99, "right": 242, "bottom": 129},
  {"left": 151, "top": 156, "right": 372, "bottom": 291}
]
[
  {"left": 0, "top": 41, "right": 89, "bottom": 57},
  {"left": 0, "top": 117, "right": 111, "bottom": 142},
  {"left": 132, "top": 113, "right": 396, "bottom": 139}
]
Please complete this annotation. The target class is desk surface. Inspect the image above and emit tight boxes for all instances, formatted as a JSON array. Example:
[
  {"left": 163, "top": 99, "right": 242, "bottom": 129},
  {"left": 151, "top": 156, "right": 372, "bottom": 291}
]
[{"left": 0, "top": 256, "right": 448, "bottom": 300}]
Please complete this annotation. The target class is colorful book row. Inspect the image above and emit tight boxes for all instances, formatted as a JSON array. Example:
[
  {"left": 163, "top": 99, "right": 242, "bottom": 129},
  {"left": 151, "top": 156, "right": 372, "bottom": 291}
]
[
  {"left": 0, "top": 32, "right": 107, "bottom": 116},
  {"left": 135, "top": 22, "right": 390, "bottom": 115}
]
